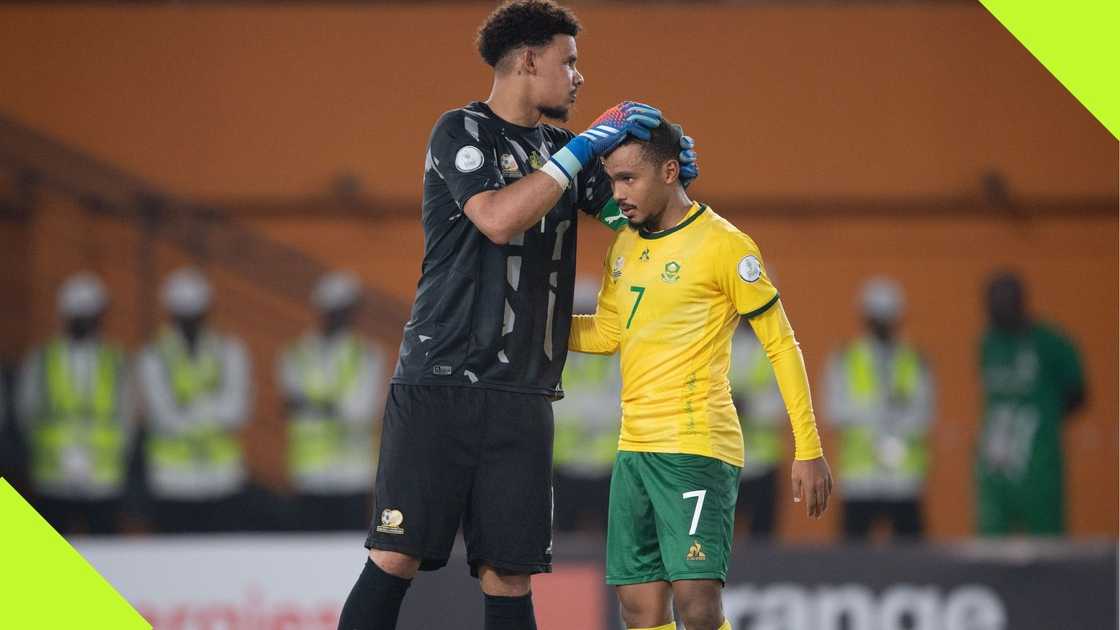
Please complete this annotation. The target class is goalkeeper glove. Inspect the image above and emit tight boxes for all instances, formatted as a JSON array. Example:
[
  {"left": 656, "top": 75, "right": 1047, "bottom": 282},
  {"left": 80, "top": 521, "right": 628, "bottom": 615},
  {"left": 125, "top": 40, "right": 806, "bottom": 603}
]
[
  {"left": 678, "top": 131, "right": 699, "bottom": 189},
  {"left": 541, "top": 101, "right": 661, "bottom": 188}
]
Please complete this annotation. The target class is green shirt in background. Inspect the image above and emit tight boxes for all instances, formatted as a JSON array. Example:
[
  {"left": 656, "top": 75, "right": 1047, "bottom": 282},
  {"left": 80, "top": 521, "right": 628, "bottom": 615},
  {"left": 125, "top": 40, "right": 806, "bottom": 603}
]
[{"left": 977, "top": 322, "right": 1084, "bottom": 535}]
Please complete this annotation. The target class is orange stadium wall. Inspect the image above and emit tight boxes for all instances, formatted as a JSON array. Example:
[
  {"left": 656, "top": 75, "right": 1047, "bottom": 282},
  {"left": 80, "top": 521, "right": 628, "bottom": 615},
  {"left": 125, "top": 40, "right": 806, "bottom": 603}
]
[{"left": 0, "top": 4, "right": 1115, "bottom": 542}]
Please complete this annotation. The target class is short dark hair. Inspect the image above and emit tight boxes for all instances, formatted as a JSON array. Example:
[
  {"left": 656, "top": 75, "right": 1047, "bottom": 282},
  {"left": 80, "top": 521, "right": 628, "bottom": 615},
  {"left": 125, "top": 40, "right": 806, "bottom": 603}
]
[
  {"left": 476, "top": 0, "right": 581, "bottom": 69},
  {"left": 613, "top": 120, "right": 683, "bottom": 170}
]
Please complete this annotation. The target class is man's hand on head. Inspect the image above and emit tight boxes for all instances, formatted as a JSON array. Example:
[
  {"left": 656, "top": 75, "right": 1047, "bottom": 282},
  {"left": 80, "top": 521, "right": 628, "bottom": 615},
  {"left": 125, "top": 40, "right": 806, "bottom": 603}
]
[
  {"left": 541, "top": 101, "right": 662, "bottom": 188},
  {"left": 676, "top": 130, "right": 698, "bottom": 188}
]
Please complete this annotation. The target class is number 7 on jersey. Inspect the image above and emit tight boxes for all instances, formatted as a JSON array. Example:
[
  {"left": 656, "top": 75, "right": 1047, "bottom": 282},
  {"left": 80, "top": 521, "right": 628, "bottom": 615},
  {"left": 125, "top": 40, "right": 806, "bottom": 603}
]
[{"left": 627, "top": 285, "right": 646, "bottom": 329}]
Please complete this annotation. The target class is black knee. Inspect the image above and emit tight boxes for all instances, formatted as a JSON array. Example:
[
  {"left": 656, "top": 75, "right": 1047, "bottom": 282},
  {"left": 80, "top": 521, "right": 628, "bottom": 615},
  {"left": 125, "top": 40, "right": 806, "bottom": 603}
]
[{"left": 676, "top": 597, "right": 723, "bottom": 630}]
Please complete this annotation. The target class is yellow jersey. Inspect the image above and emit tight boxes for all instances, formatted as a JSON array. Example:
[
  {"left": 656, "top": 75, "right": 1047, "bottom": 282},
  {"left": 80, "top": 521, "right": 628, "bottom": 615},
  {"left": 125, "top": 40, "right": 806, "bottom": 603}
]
[{"left": 571, "top": 202, "right": 823, "bottom": 467}]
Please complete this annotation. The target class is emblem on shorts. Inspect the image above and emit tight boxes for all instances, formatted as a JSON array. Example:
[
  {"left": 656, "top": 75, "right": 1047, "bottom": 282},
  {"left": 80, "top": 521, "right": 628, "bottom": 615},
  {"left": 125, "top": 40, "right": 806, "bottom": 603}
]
[
  {"left": 611, "top": 256, "right": 625, "bottom": 279},
  {"left": 661, "top": 261, "right": 681, "bottom": 283},
  {"left": 687, "top": 540, "right": 706, "bottom": 561},
  {"left": 376, "top": 509, "right": 406, "bottom": 535}
]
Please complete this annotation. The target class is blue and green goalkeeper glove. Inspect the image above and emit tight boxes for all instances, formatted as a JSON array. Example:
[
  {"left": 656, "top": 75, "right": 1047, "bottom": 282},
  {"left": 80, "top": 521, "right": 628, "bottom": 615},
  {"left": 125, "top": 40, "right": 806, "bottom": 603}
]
[
  {"left": 678, "top": 131, "right": 698, "bottom": 188},
  {"left": 541, "top": 101, "right": 662, "bottom": 188}
]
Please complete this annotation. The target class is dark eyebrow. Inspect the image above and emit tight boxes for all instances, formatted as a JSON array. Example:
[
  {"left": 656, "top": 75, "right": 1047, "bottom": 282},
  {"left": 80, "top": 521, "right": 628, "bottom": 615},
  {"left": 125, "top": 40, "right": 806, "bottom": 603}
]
[{"left": 611, "top": 170, "right": 636, "bottom": 180}]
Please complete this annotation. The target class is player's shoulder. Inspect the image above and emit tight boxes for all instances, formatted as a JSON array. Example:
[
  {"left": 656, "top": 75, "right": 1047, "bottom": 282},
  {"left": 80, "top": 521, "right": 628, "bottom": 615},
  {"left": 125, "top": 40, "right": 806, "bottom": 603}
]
[
  {"left": 700, "top": 205, "right": 763, "bottom": 255},
  {"left": 429, "top": 103, "right": 499, "bottom": 141},
  {"left": 608, "top": 222, "right": 638, "bottom": 252}
]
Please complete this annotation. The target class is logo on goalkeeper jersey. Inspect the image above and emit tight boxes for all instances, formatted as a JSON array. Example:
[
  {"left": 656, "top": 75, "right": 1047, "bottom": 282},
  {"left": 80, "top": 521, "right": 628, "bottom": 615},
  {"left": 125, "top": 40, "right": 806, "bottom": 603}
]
[
  {"left": 455, "top": 146, "right": 484, "bottom": 173},
  {"left": 376, "top": 509, "right": 406, "bottom": 535},
  {"left": 500, "top": 153, "right": 520, "bottom": 176}
]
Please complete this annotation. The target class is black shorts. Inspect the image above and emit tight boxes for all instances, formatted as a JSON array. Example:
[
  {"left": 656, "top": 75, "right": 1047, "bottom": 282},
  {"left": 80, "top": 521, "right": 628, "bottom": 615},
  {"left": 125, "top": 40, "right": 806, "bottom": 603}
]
[{"left": 366, "top": 383, "right": 554, "bottom": 576}]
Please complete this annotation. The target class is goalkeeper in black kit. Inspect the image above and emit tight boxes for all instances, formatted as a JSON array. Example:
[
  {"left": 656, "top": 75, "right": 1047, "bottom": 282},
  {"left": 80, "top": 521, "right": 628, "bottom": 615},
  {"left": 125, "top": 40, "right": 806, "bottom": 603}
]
[{"left": 335, "top": 2, "right": 698, "bottom": 629}]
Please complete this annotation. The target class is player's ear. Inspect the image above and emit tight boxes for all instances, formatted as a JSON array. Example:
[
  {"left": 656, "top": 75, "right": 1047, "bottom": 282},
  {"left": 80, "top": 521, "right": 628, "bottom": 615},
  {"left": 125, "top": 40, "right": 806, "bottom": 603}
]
[
  {"left": 662, "top": 159, "right": 680, "bottom": 185},
  {"left": 521, "top": 46, "right": 537, "bottom": 76}
]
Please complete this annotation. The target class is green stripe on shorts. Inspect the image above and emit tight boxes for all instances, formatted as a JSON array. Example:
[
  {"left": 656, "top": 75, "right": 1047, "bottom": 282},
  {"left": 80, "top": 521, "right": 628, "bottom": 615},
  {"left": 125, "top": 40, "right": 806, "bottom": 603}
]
[{"left": 606, "top": 451, "right": 740, "bottom": 585}]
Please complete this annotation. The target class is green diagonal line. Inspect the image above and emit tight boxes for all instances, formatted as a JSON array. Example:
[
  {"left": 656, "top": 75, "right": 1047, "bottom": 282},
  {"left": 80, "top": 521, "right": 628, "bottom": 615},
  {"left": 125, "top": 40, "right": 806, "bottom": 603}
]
[
  {"left": 980, "top": 0, "right": 1120, "bottom": 140},
  {"left": 0, "top": 479, "right": 150, "bottom": 629}
]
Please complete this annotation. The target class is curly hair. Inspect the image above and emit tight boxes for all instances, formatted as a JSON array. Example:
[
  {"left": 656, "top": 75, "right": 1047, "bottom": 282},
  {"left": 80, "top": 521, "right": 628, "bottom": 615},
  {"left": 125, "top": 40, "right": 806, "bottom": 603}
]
[
  {"left": 476, "top": 0, "right": 581, "bottom": 69},
  {"left": 614, "top": 120, "right": 684, "bottom": 170}
]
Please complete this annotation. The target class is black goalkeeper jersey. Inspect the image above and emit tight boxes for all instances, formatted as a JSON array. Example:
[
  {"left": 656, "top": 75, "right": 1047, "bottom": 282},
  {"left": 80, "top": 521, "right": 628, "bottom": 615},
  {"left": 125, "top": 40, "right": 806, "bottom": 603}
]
[{"left": 391, "top": 101, "right": 615, "bottom": 398}]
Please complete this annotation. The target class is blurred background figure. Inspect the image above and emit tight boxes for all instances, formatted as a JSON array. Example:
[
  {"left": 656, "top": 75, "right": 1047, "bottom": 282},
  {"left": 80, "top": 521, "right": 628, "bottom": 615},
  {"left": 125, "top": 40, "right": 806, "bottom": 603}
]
[
  {"left": 729, "top": 318, "right": 785, "bottom": 539},
  {"left": 137, "top": 268, "right": 252, "bottom": 533},
  {"left": 278, "top": 271, "right": 386, "bottom": 531},
  {"left": 0, "top": 364, "right": 22, "bottom": 489},
  {"left": 976, "top": 272, "right": 1085, "bottom": 536},
  {"left": 16, "top": 272, "right": 134, "bottom": 534},
  {"left": 552, "top": 280, "right": 620, "bottom": 533},
  {"left": 826, "top": 277, "right": 935, "bottom": 540}
]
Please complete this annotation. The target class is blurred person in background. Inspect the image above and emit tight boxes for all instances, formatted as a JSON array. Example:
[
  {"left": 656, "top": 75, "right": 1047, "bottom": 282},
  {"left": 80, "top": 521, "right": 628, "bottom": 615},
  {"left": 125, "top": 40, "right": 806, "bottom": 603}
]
[
  {"left": 729, "top": 319, "right": 785, "bottom": 539},
  {"left": 137, "top": 267, "right": 252, "bottom": 533},
  {"left": 278, "top": 271, "right": 386, "bottom": 531},
  {"left": 826, "top": 277, "right": 934, "bottom": 540},
  {"left": 0, "top": 364, "right": 22, "bottom": 490},
  {"left": 17, "top": 272, "right": 134, "bottom": 534},
  {"left": 552, "top": 280, "right": 620, "bottom": 533},
  {"left": 336, "top": 2, "right": 696, "bottom": 629},
  {"left": 976, "top": 272, "right": 1084, "bottom": 536}
]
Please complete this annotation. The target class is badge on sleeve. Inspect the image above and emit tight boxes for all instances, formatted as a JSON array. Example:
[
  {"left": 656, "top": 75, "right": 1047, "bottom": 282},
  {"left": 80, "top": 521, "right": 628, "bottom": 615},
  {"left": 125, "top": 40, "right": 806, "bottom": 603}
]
[
  {"left": 737, "top": 255, "right": 762, "bottom": 283},
  {"left": 455, "top": 146, "right": 485, "bottom": 173}
]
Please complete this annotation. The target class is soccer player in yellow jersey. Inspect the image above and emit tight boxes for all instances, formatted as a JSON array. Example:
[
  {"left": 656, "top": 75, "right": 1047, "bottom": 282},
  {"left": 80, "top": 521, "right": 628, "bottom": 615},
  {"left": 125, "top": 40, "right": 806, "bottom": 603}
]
[{"left": 570, "top": 120, "right": 833, "bottom": 630}]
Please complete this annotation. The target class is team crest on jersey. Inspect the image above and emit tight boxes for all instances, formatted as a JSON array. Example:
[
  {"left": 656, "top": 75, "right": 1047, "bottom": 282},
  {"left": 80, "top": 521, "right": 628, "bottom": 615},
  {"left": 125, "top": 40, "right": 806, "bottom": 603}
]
[
  {"left": 611, "top": 256, "right": 625, "bottom": 279},
  {"left": 528, "top": 151, "right": 545, "bottom": 170},
  {"left": 661, "top": 261, "right": 681, "bottom": 283},
  {"left": 737, "top": 255, "right": 762, "bottom": 283},
  {"left": 499, "top": 153, "right": 520, "bottom": 176},
  {"left": 687, "top": 540, "right": 707, "bottom": 561},
  {"left": 376, "top": 509, "right": 405, "bottom": 535},
  {"left": 639, "top": 248, "right": 651, "bottom": 262}
]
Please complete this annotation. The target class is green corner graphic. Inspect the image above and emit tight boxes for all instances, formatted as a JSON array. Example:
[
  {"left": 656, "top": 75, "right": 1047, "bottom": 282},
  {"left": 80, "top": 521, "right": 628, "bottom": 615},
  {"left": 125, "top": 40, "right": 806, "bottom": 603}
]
[
  {"left": 980, "top": 0, "right": 1119, "bottom": 140},
  {"left": 0, "top": 479, "right": 150, "bottom": 629}
]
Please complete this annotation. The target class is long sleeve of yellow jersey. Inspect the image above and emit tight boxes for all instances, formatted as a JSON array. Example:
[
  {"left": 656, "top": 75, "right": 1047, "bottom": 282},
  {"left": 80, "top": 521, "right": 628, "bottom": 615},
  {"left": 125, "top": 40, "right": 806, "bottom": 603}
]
[
  {"left": 747, "top": 300, "right": 824, "bottom": 461},
  {"left": 570, "top": 262, "right": 622, "bottom": 355}
]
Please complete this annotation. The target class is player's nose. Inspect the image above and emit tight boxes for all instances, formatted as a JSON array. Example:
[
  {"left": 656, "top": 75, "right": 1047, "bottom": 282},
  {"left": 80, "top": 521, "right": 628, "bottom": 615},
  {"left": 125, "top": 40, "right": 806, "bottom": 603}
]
[{"left": 573, "top": 69, "right": 584, "bottom": 87}]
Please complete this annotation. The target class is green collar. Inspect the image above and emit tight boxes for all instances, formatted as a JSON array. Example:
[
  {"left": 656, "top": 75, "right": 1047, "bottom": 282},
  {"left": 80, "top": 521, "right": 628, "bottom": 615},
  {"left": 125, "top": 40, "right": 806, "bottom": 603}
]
[{"left": 639, "top": 203, "right": 707, "bottom": 240}]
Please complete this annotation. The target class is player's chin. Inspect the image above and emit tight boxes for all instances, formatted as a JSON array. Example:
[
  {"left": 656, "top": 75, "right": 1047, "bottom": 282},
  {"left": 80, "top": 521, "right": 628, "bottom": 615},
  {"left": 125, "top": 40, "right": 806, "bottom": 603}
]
[{"left": 538, "top": 103, "right": 571, "bottom": 122}]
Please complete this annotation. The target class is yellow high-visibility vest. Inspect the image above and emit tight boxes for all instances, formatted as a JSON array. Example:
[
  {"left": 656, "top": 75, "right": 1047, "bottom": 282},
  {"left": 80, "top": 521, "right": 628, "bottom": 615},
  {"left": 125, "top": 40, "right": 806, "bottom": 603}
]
[
  {"left": 146, "top": 330, "right": 241, "bottom": 473},
  {"left": 287, "top": 337, "right": 366, "bottom": 477},
  {"left": 31, "top": 339, "right": 126, "bottom": 489},
  {"left": 730, "top": 341, "right": 782, "bottom": 469},
  {"left": 839, "top": 340, "right": 928, "bottom": 480},
  {"left": 553, "top": 353, "right": 620, "bottom": 472}
]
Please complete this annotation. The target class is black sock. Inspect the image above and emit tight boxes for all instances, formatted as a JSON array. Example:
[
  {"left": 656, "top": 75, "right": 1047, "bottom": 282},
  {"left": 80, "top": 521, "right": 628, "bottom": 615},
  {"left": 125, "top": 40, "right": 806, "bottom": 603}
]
[
  {"left": 336, "top": 558, "right": 413, "bottom": 630},
  {"left": 484, "top": 592, "right": 537, "bottom": 630}
]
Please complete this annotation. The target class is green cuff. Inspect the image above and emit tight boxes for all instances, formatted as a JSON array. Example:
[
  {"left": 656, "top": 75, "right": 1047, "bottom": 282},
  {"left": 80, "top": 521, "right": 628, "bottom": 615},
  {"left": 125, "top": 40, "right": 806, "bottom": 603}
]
[{"left": 742, "top": 293, "right": 780, "bottom": 319}]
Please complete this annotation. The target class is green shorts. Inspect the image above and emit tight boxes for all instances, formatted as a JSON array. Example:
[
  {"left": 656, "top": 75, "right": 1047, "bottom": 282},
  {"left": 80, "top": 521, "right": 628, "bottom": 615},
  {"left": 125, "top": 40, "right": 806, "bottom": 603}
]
[{"left": 606, "top": 450, "right": 740, "bottom": 585}]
